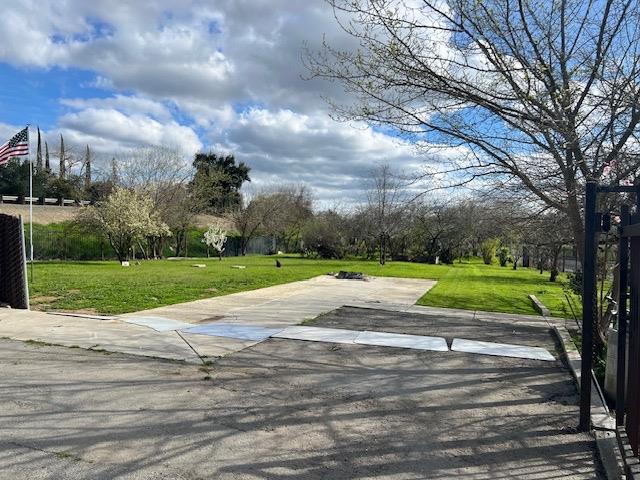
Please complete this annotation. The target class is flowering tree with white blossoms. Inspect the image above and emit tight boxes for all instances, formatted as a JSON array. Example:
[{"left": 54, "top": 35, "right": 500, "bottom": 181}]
[
  {"left": 78, "top": 187, "right": 171, "bottom": 262},
  {"left": 203, "top": 224, "right": 227, "bottom": 260}
]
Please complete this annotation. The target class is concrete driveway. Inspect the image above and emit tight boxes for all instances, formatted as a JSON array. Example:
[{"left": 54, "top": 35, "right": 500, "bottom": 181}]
[
  {"left": 0, "top": 275, "right": 435, "bottom": 361},
  {"left": 0, "top": 306, "right": 604, "bottom": 479}
]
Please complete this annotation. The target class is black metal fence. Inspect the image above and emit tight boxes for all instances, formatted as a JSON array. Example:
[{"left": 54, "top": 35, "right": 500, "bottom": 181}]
[
  {"left": 0, "top": 214, "right": 29, "bottom": 309},
  {"left": 581, "top": 182, "right": 640, "bottom": 478},
  {"left": 24, "top": 223, "right": 273, "bottom": 260}
]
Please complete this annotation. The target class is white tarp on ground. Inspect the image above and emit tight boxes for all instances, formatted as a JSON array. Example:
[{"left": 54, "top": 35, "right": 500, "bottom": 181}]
[
  {"left": 451, "top": 338, "right": 555, "bottom": 361},
  {"left": 354, "top": 330, "right": 448, "bottom": 352},
  {"left": 273, "top": 326, "right": 362, "bottom": 344},
  {"left": 182, "top": 323, "right": 285, "bottom": 341},
  {"left": 120, "top": 316, "right": 195, "bottom": 332}
]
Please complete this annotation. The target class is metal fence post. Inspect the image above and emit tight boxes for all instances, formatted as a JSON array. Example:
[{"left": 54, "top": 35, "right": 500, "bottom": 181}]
[
  {"left": 580, "top": 181, "right": 598, "bottom": 432},
  {"left": 617, "top": 204, "right": 630, "bottom": 426},
  {"left": 629, "top": 236, "right": 640, "bottom": 453}
]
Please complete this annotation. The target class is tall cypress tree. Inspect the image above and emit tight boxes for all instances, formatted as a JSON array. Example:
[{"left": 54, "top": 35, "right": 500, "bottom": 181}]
[
  {"left": 59, "top": 134, "right": 66, "bottom": 179},
  {"left": 45, "top": 142, "right": 50, "bottom": 172},
  {"left": 84, "top": 145, "right": 91, "bottom": 190},
  {"left": 36, "top": 127, "right": 43, "bottom": 171},
  {"left": 111, "top": 157, "right": 118, "bottom": 184}
]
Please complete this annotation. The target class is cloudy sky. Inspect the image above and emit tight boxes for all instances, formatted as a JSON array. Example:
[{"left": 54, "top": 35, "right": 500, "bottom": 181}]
[{"left": 0, "top": 0, "right": 426, "bottom": 205}]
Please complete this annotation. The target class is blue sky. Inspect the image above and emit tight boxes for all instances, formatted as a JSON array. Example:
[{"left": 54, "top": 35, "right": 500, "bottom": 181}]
[{"left": 0, "top": 1, "right": 425, "bottom": 204}]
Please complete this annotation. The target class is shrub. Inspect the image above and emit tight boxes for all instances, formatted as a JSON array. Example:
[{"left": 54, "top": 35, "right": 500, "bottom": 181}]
[
  {"left": 302, "top": 212, "right": 346, "bottom": 259},
  {"left": 480, "top": 239, "right": 499, "bottom": 265},
  {"left": 497, "top": 247, "right": 510, "bottom": 267}
]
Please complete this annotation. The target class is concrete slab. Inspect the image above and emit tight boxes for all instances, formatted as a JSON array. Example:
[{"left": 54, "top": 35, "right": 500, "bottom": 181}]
[
  {"left": 0, "top": 276, "right": 435, "bottom": 361},
  {"left": 451, "top": 338, "right": 556, "bottom": 361},
  {"left": 354, "top": 330, "right": 448, "bottom": 351},
  {"left": 182, "top": 323, "right": 285, "bottom": 341},
  {"left": 132, "top": 275, "right": 436, "bottom": 326},
  {"left": 120, "top": 316, "right": 195, "bottom": 332},
  {"left": 273, "top": 326, "right": 361, "bottom": 344},
  {"left": 0, "top": 276, "right": 434, "bottom": 360},
  {"left": 0, "top": 309, "right": 254, "bottom": 361}
]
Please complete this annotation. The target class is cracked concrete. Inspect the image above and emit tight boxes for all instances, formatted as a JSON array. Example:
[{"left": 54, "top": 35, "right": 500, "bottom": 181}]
[{"left": 0, "top": 306, "right": 604, "bottom": 479}]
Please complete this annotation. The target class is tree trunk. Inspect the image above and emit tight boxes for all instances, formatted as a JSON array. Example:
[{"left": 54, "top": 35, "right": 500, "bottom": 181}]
[
  {"left": 566, "top": 191, "right": 584, "bottom": 269},
  {"left": 549, "top": 244, "right": 562, "bottom": 282}
]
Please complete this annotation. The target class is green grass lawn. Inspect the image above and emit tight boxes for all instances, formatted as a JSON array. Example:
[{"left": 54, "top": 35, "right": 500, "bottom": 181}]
[
  {"left": 27, "top": 256, "right": 579, "bottom": 318},
  {"left": 417, "top": 261, "right": 578, "bottom": 318}
]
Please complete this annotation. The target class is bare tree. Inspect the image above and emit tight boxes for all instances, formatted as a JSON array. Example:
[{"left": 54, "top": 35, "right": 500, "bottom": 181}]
[
  {"left": 117, "top": 146, "right": 191, "bottom": 190},
  {"left": 365, "top": 163, "right": 409, "bottom": 265},
  {"left": 57, "top": 134, "right": 82, "bottom": 179},
  {"left": 116, "top": 147, "right": 198, "bottom": 257},
  {"left": 307, "top": 0, "right": 640, "bottom": 261},
  {"left": 260, "top": 185, "right": 314, "bottom": 252},
  {"left": 409, "top": 200, "right": 473, "bottom": 263},
  {"left": 232, "top": 197, "right": 271, "bottom": 256}
]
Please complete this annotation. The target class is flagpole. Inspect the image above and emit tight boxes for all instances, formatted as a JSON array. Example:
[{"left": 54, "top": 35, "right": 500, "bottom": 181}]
[{"left": 28, "top": 126, "right": 33, "bottom": 282}]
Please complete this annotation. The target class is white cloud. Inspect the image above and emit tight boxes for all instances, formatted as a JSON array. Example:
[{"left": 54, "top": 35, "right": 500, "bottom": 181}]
[
  {"left": 0, "top": 1, "right": 441, "bottom": 203},
  {"left": 60, "top": 95, "right": 172, "bottom": 122},
  {"left": 58, "top": 108, "right": 201, "bottom": 156},
  {"left": 213, "top": 108, "right": 424, "bottom": 204}
]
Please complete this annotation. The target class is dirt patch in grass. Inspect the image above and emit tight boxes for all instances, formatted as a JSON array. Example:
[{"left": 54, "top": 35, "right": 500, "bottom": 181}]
[{"left": 30, "top": 295, "right": 59, "bottom": 304}]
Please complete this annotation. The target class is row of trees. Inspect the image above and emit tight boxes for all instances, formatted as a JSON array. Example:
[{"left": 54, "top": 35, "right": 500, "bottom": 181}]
[
  {"left": 0, "top": 130, "right": 95, "bottom": 200},
  {"left": 301, "top": 197, "right": 572, "bottom": 282},
  {"left": 72, "top": 149, "right": 573, "bottom": 277},
  {"left": 298, "top": 164, "right": 571, "bottom": 278},
  {"left": 74, "top": 147, "right": 259, "bottom": 261}
]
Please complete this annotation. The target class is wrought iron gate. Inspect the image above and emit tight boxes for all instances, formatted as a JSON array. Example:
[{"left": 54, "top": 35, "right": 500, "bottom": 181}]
[{"left": 582, "top": 182, "right": 640, "bottom": 477}]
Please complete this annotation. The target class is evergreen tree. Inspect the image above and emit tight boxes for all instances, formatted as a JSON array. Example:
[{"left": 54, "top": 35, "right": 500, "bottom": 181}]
[
  {"left": 59, "top": 134, "right": 65, "bottom": 179},
  {"left": 84, "top": 145, "right": 91, "bottom": 190},
  {"left": 111, "top": 157, "right": 118, "bottom": 184},
  {"left": 45, "top": 141, "right": 50, "bottom": 172},
  {"left": 36, "top": 127, "right": 43, "bottom": 171},
  {"left": 189, "top": 152, "right": 251, "bottom": 213}
]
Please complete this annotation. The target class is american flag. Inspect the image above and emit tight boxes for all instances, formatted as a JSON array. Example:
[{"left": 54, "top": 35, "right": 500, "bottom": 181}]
[{"left": 0, "top": 127, "right": 29, "bottom": 166}]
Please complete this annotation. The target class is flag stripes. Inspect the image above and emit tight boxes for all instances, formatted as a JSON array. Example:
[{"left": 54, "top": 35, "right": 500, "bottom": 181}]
[{"left": 0, "top": 127, "right": 29, "bottom": 166}]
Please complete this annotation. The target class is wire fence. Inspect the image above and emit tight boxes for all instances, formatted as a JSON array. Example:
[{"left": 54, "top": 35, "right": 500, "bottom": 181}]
[{"left": 25, "top": 224, "right": 273, "bottom": 260}]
